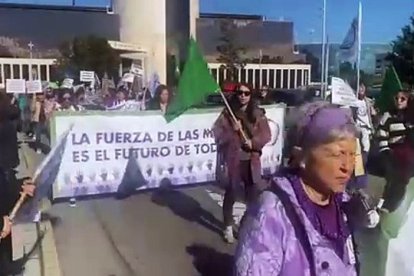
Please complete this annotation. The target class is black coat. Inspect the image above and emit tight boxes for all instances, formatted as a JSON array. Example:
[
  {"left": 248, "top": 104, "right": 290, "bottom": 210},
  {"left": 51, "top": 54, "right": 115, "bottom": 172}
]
[{"left": 0, "top": 105, "right": 20, "bottom": 170}]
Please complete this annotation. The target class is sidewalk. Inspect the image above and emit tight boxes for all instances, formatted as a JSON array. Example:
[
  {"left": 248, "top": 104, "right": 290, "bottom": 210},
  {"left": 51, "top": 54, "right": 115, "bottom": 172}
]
[{"left": 13, "top": 137, "right": 62, "bottom": 276}]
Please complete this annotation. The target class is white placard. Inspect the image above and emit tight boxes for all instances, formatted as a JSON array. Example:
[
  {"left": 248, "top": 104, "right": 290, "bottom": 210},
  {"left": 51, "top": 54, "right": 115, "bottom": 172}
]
[
  {"left": 6, "top": 79, "right": 26, "bottom": 94},
  {"left": 130, "top": 62, "right": 144, "bottom": 76},
  {"left": 26, "top": 80, "right": 42, "bottom": 94},
  {"left": 331, "top": 77, "right": 358, "bottom": 107},
  {"left": 80, "top": 71, "right": 95, "bottom": 82},
  {"left": 61, "top": 78, "right": 74, "bottom": 89},
  {"left": 51, "top": 106, "right": 285, "bottom": 199},
  {"left": 121, "top": 73, "right": 135, "bottom": 83}
]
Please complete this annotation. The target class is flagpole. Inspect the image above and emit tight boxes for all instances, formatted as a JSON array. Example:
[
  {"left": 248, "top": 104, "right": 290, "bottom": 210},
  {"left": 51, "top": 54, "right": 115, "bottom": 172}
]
[
  {"left": 324, "top": 36, "right": 330, "bottom": 94},
  {"left": 356, "top": 1, "right": 362, "bottom": 95},
  {"left": 320, "top": 0, "right": 327, "bottom": 98}
]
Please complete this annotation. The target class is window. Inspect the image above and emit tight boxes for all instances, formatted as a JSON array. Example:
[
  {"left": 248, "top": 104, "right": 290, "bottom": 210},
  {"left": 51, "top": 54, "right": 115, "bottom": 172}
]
[
  {"left": 269, "top": 70, "right": 275, "bottom": 88},
  {"left": 211, "top": 69, "right": 218, "bottom": 81},
  {"left": 22, "top": 65, "right": 29, "bottom": 80},
  {"left": 275, "top": 70, "right": 281, "bottom": 88},
  {"left": 218, "top": 67, "right": 225, "bottom": 85},
  {"left": 262, "top": 69, "right": 268, "bottom": 87},
  {"left": 290, "top": 70, "right": 295, "bottom": 88},
  {"left": 4, "top": 64, "right": 11, "bottom": 80},
  {"left": 240, "top": 69, "right": 247, "bottom": 83},
  {"left": 40, "top": 65, "right": 47, "bottom": 81},
  {"left": 282, "top": 69, "right": 288, "bottom": 88},
  {"left": 13, "top": 64, "right": 19, "bottom": 79},
  {"left": 254, "top": 69, "right": 260, "bottom": 89},
  {"left": 247, "top": 69, "right": 254, "bottom": 85},
  {"left": 296, "top": 70, "right": 303, "bottom": 87}
]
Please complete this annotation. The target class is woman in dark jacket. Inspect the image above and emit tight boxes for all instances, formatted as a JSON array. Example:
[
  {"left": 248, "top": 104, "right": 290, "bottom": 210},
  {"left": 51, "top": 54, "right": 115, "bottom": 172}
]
[
  {"left": 147, "top": 85, "right": 171, "bottom": 114},
  {"left": 213, "top": 83, "right": 271, "bottom": 243}
]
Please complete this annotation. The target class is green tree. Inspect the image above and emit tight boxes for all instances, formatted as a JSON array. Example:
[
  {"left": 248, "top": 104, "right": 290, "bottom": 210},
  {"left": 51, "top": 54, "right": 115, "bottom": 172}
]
[
  {"left": 388, "top": 15, "right": 414, "bottom": 87},
  {"left": 216, "top": 19, "right": 246, "bottom": 82},
  {"left": 58, "top": 36, "right": 120, "bottom": 79}
]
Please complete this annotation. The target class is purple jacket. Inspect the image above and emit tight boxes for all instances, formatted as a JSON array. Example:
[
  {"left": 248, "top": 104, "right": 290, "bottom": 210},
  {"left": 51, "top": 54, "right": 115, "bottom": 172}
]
[{"left": 235, "top": 176, "right": 358, "bottom": 276}]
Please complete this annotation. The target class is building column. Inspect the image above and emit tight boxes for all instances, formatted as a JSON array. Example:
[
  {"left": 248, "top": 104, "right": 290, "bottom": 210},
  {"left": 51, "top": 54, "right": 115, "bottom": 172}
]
[
  {"left": 0, "top": 65, "right": 3, "bottom": 87},
  {"left": 46, "top": 65, "right": 50, "bottom": 82},
  {"left": 287, "top": 69, "right": 291, "bottom": 89},
  {"left": 294, "top": 69, "right": 298, "bottom": 88},
  {"left": 10, "top": 64, "right": 14, "bottom": 79},
  {"left": 280, "top": 69, "right": 284, "bottom": 89},
  {"left": 19, "top": 64, "right": 23, "bottom": 79},
  {"left": 274, "top": 69, "right": 277, "bottom": 88},
  {"left": 252, "top": 69, "right": 255, "bottom": 88},
  {"left": 238, "top": 68, "right": 241, "bottom": 82},
  {"left": 119, "top": 62, "right": 123, "bottom": 78},
  {"left": 37, "top": 64, "right": 42, "bottom": 81},
  {"left": 266, "top": 69, "right": 270, "bottom": 87}
]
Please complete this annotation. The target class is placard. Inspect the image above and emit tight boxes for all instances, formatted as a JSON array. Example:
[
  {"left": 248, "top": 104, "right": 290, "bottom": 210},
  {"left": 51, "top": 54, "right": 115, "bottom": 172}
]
[
  {"left": 331, "top": 77, "right": 358, "bottom": 107},
  {"left": 6, "top": 79, "right": 26, "bottom": 93},
  {"left": 80, "top": 71, "right": 95, "bottom": 82},
  {"left": 26, "top": 80, "right": 42, "bottom": 94}
]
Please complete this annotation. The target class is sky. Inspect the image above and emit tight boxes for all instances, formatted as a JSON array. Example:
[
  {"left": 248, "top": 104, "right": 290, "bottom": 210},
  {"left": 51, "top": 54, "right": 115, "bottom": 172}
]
[{"left": 0, "top": 0, "right": 412, "bottom": 44}]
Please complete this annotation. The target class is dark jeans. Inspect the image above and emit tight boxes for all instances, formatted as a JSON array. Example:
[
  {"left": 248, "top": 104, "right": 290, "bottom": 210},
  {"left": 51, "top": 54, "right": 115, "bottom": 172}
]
[
  {"left": 223, "top": 160, "right": 258, "bottom": 227},
  {"left": 383, "top": 144, "right": 414, "bottom": 212},
  {"left": 34, "top": 122, "right": 49, "bottom": 151}
]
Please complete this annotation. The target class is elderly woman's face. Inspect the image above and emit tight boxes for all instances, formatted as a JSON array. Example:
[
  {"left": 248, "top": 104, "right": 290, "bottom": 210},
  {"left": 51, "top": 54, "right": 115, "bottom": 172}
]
[{"left": 305, "top": 137, "right": 356, "bottom": 193}]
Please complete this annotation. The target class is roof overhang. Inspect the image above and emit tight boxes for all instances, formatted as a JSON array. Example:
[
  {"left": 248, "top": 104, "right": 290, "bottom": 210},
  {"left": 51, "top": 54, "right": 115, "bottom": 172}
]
[{"left": 108, "top": 40, "right": 147, "bottom": 54}]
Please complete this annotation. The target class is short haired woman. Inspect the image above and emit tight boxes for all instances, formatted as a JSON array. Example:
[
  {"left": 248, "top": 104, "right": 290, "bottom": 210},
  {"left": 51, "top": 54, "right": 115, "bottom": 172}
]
[
  {"left": 147, "top": 85, "right": 171, "bottom": 114},
  {"left": 235, "top": 102, "right": 379, "bottom": 276}
]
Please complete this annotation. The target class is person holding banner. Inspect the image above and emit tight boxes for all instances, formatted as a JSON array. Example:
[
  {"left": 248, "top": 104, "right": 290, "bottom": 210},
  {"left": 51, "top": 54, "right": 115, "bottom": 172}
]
[
  {"left": 147, "top": 84, "right": 171, "bottom": 114},
  {"left": 235, "top": 102, "right": 380, "bottom": 276},
  {"left": 213, "top": 83, "right": 271, "bottom": 244},
  {"left": 377, "top": 90, "right": 414, "bottom": 213},
  {"left": 0, "top": 175, "right": 35, "bottom": 274}
]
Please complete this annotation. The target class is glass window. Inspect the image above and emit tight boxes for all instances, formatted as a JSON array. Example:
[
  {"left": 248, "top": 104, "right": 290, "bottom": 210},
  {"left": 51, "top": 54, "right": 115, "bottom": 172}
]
[
  {"left": 22, "top": 65, "right": 29, "bottom": 80},
  {"left": 275, "top": 70, "right": 281, "bottom": 88},
  {"left": 13, "top": 64, "right": 19, "bottom": 79},
  {"left": 282, "top": 69, "right": 289, "bottom": 88},
  {"left": 262, "top": 69, "right": 268, "bottom": 87},
  {"left": 254, "top": 69, "right": 260, "bottom": 89},
  {"left": 240, "top": 69, "right": 247, "bottom": 83},
  {"left": 296, "top": 70, "right": 303, "bottom": 87},
  {"left": 290, "top": 70, "right": 295, "bottom": 88},
  {"left": 269, "top": 70, "right": 275, "bottom": 88},
  {"left": 247, "top": 69, "right": 253, "bottom": 85},
  {"left": 40, "top": 65, "right": 47, "bottom": 81},
  {"left": 4, "top": 64, "right": 11, "bottom": 80},
  {"left": 211, "top": 69, "right": 218, "bottom": 81}
]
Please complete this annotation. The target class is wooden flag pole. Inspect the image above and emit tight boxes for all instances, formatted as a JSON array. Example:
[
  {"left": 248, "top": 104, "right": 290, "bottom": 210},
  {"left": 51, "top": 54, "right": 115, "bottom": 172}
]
[{"left": 218, "top": 91, "right": 249, "bottom": 143}]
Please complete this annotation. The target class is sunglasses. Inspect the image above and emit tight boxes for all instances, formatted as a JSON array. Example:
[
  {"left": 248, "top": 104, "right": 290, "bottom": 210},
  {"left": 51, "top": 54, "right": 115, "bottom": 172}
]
[
  {"left": 395, "top": 96, "right": 408, "bottom": 102},
  {"left": 236, "top": 90, "right": 251, "bottom": 96}
]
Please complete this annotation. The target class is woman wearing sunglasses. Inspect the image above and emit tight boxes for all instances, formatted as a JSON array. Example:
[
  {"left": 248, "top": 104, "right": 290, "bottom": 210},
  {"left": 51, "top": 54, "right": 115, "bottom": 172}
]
[
  {"left": 213, "top": 83, "right": 271, "bottom": 243},
  {"left": 377, "top": 90, "right": 414, "bottom": 213}
]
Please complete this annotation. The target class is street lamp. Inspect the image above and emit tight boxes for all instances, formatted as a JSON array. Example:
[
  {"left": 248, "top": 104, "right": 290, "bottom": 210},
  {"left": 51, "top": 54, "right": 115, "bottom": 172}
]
[{"left": 28, "top": 41, "right": 34, "bottom": 81}]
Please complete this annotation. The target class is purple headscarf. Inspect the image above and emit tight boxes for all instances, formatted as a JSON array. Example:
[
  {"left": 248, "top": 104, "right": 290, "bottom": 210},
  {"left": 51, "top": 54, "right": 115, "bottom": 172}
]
[{"left": 290, "top": 101, "right": 357, "bottom": 150}]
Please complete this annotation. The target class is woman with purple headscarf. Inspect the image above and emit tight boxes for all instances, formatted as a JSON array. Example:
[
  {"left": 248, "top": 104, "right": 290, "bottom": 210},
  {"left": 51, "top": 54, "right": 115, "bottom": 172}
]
[{"left": 235, "top": 102, "right": 380, "bottom": 276}]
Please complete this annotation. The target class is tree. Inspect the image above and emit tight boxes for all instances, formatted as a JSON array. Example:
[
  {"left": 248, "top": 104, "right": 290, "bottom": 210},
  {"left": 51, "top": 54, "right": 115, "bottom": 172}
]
[
  {"left": 58, "top": 36, "right": 120, "bottom": 79},
  {"left": 388, "top": 15, "right": 414, "bottom": 87},
  {"left": 216, "top": 19, "right": 246, "bottom": 82}
]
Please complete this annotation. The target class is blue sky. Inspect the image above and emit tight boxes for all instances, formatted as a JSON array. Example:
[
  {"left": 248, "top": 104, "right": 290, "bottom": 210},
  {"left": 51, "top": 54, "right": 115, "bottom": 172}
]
[{"left": 0, "top": 0, "right": 412, "bottom": 44}]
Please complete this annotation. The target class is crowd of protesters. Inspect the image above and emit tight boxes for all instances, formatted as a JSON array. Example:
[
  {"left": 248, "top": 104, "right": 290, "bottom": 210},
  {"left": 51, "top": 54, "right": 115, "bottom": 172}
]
[{"left": 0, "top": 72, "right": 413, "bottom": 275}]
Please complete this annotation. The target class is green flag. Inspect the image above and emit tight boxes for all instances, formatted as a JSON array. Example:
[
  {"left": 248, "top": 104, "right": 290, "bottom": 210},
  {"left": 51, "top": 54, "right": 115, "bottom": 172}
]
[
  {"left": 165, "top": 38, "right": 219, "bottom": 122},
  {"left": 376, "top": 66, "right": 402, "bottom": 113}
]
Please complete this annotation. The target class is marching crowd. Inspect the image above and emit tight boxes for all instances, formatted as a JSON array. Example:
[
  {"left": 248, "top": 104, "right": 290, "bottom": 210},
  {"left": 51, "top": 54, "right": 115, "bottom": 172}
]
[{"left": 0, "top": 77, "right": 413, "bottom": 275}]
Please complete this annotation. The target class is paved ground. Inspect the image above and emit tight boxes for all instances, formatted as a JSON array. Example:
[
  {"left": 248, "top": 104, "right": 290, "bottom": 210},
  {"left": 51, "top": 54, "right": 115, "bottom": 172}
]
[{"left": 51, "top": 186, "right": 234, "bottom": 276}]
